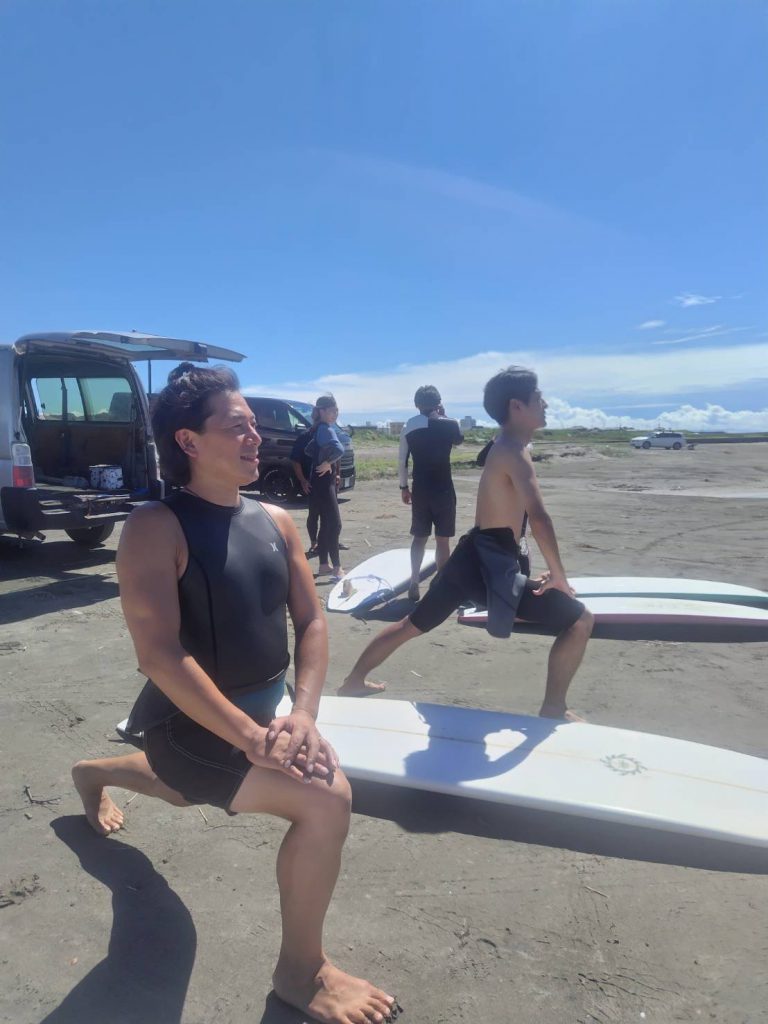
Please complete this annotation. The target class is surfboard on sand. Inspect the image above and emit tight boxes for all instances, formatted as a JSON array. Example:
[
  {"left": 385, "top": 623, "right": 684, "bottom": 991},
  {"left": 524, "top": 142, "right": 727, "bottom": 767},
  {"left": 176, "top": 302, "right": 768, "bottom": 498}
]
[
  {"left": 326, "top": 548, "right": 436, "bottom": 613},
  {"left": 270, "top": 695, "right": 768, "bottom": 849},
  {"left": 458, "top": 596, "right": 768, "bottom": 641},
  {"left": 116, "top": 695, "right": 768, "bottom": 847},
  {"left": 568, "top": 576, "right": 768, "bottom": 608}
]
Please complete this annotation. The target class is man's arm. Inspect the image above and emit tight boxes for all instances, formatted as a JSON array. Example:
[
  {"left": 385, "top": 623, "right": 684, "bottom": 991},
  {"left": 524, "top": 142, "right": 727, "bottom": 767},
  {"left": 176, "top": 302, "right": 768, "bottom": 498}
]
[
  {"left": 504, "top": 448, "right": 573, "bottom": 594},
  {"left": 262, "top": 506, "right": 339, "bottom": 774},
  {"left": 117, "top": 505, "right": 328, "bottom": 780},
  {"left": 398, "top": 427, "right": 411, "bottom": 504}
]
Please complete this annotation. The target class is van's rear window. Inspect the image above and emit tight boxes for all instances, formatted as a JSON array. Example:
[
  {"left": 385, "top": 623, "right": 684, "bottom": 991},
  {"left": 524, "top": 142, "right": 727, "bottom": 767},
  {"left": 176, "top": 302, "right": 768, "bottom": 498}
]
[{"left": 30, "top": 376, "right": 137, "bottom": 422}]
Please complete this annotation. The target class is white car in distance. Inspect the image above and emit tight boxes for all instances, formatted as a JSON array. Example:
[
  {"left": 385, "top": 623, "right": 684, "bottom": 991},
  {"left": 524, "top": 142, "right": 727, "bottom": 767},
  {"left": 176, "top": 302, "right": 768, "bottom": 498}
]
[{"left": 630, "top": 430, "right": 687, "bottom": 450}]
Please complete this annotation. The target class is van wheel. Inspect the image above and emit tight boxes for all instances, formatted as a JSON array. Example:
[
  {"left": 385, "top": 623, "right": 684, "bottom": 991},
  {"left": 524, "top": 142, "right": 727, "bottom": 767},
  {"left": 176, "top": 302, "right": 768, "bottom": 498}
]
[
  {"left": 261, "top": 467, "right": 297, "bottom": 504},
  {"left": 65, "top": 523, "right": 116, "bottom": 547},
  {"left": 642, "top": 440, "right": 651, "bottom": 449},
  {"left": 672, "top": 441, "right": 682, "bottom": 450}
]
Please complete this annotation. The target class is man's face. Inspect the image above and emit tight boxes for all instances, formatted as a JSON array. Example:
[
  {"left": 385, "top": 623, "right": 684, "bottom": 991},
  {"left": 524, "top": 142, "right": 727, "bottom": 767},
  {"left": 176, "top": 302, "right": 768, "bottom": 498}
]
[{"left": 176, "top": 391, "right": 262, "bottom": 486}]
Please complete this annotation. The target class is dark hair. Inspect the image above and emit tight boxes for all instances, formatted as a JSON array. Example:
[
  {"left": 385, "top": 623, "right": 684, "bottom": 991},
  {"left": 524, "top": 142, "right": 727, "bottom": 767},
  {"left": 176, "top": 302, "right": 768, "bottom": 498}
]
[
  {"left": 312, "top": 393, "right": 337, "bottom": 424},
  {"left": 414, "top": 385, "right": 441, "bottom": 414},
  {"left": 483, "top": 366, "right": 539, "bottom": 425},
  {"left": 152, "top": 362, "right": 240, "bottom": 485}
]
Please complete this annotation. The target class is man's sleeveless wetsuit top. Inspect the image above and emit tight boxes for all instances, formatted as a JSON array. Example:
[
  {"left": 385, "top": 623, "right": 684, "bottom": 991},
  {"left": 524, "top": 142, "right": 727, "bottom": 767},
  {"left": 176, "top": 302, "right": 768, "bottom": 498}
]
[{"left": 127, "top": 490, "right": 290, "bottom": 732}]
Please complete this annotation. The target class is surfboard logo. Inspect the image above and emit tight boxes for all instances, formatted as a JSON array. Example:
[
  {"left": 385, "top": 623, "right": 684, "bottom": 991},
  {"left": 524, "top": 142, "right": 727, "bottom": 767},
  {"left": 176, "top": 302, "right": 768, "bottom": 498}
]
[{"left": 601, "top": 753, "right": 646, "bottom": 776}]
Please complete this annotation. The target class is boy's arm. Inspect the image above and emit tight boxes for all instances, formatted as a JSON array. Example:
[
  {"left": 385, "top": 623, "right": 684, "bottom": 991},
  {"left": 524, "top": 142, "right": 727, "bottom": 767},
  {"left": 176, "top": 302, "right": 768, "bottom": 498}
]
[{"left": 504, "top": 448, "right": 574, "bottom": 595}]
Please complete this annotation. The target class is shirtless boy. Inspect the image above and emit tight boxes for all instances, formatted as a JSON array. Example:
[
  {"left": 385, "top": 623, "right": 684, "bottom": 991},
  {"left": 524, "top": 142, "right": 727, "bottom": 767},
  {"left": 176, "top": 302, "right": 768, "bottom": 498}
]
[{"left": 340, "top": 366, "right": 593, "bottom": 720}]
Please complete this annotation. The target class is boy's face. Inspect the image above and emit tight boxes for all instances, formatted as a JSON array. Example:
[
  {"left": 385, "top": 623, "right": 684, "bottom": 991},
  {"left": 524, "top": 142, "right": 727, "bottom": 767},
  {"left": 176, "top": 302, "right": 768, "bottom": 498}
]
[{"left": 508, "top": 388, "right": 547, "bottom": 430}]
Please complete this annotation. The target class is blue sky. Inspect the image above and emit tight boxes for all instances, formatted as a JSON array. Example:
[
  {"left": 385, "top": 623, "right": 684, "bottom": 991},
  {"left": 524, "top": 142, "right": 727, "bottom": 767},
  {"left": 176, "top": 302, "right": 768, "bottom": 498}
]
[{"left": 2, "top": 0, "right": 766, "bottom": 429}]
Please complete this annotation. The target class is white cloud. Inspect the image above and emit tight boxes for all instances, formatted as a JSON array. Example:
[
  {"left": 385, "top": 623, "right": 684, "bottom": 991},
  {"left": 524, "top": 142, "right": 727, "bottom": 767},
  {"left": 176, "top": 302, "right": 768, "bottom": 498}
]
[
  {"left": 244, "top": 340, "right": 768, "bottom": 415},
  {"left": 316, "top": 149, "right": 612, "bottom": 236},
  {"left": 673, "top": 292, "right": 721, "bottom": 307},
  {"left": 542, "top": 399, "right": 768, "bottom": 433},
  {"left": 650, "top": 325, "right": 751, "bottom": 346},
  {"left": 637, "top": 320, "right": 666, "bottom": 329}
]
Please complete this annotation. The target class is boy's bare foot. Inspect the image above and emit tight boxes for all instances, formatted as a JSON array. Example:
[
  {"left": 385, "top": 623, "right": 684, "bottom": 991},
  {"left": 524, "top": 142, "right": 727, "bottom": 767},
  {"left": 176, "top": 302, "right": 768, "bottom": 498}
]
[
  {"left": 273, "top": 959, "right": 397, "bottom": 1024},
  {"left": 539, "top": 703, "right": 587, "bottom": 722},
  {"left": 337, "top": 675, "right": 387, "bottom": 697},
  {"left": 72, "top": 762, "right": 125, "bottom": 835},
  {"left": 407, "top": 582, "right": 420, "bottom": 602}
]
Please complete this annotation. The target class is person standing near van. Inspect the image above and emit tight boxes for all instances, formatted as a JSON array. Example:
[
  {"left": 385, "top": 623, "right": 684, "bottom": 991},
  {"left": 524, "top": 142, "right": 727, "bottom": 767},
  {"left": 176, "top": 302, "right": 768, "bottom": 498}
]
[
  {"left": 306, "top": 394, "right": 346, "bottom": 581},
  {"left": 290, "top": 423, "right": 319, "bottom": 556},
  {"left": 399, "top": 386, "right": 464, "bottom": 601},
  {"left": 70, "top": 364, "right": 397, "bottom": 1024}
]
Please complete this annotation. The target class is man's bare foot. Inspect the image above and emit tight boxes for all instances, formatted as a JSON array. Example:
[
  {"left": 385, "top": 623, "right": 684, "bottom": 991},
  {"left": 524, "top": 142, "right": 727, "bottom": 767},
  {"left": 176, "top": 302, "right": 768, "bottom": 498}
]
[
  {"left": 337, "top": 676, "right": 387, "bottom": 698},
  {"left": 539, "top": 703, "right": 587, "bottom": 722},
  {"left": 407, "top": 582, "right": 420, "bottom": 602},
  {"left": 72, "top": 762, "right": 125, "bottom": 836},
  {"left": 273, "top": 959, "right": 397, "bottom": 1024}
]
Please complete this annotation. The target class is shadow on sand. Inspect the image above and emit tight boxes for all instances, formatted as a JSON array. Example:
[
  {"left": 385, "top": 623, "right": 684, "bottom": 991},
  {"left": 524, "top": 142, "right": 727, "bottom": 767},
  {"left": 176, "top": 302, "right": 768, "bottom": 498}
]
[
  {"left": 43, "top": 817, "right": 196, "bottom": 1024},
  {"left": 349, "top": 779, "right": 768, "bottom": 876}
]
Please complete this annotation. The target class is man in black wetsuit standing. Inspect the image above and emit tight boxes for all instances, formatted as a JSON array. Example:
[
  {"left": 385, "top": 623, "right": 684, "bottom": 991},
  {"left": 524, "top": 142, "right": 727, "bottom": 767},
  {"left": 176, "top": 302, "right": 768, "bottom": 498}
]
[{"left": 398, "top": 385, "right": 463, "bottom": 601}]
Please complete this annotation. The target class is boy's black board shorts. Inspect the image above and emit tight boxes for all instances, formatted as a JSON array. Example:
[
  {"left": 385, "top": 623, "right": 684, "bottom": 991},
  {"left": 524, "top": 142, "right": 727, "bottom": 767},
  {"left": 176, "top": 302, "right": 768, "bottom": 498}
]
[{"left": 409, "top": 527, "right": 585, "bottom": 635}]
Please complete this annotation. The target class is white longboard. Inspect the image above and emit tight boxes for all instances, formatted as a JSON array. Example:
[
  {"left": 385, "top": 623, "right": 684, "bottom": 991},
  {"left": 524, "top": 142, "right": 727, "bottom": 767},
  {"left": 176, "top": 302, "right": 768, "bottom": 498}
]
[
  {"left": 568, "top": 576, "right": 768, "bottom": 608},
  {"left": 327, "top": 548, "right": 436, "bottom": 613},
  {"left": 459, "top": 596, "right": 768, "bottom": 634},
  {"left": 272, "top": 695, "right": 768, "bottom": 849}
]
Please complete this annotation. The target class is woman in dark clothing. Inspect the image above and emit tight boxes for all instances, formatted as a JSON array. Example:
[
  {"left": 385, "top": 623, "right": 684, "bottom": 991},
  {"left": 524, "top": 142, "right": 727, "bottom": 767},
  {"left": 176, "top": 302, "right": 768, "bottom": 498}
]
[{"left": 306, "top": 394, "right": 346, "bottom": 580}]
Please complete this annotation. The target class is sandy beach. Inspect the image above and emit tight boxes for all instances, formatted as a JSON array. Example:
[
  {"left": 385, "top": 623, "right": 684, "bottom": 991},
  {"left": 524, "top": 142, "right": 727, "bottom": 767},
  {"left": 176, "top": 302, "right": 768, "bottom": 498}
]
[{"left": 1, "top": 441, "right": 766, "bottom": 1024}]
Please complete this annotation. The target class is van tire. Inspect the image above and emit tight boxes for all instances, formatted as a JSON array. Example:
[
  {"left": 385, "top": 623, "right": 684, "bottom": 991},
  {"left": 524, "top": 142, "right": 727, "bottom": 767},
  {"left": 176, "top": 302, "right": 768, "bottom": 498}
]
[
  {"left": 65, "top": 523, "right": 116, "bottom": 547},
  {"left": 260, "top": 467, "right": 297, "bottom": 503},
  {"left": 672, "top": 441, "right": 682, "bottom": 450},
  {"left": 642, "top": 440, "right": 651, "bottom": 449}
]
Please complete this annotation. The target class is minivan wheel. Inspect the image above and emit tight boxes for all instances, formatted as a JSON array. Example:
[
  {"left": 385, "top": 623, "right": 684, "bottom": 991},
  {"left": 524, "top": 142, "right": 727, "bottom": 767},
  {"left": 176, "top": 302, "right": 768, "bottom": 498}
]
[
  {"left": 261, "top": 467, "right": 297, "bottom": 503},
  {"left": 642, "top": 440, "right": 651, "bottom": 449},
  {"left": 672, "top": 441, "right": 682, "bottom": 450},
  {"left": 65, "top": 523, "right": 116, "bottom": 547}
]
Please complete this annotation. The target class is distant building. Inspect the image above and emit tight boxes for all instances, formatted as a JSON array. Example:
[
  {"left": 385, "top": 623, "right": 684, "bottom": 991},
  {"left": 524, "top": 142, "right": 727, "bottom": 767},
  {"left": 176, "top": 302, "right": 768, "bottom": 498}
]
[
  {"left": 388, "top": 421, "right": 405, "bottom": 436},
  {"left": 460, "top": 415, "right": 477, "bottom": 429}
]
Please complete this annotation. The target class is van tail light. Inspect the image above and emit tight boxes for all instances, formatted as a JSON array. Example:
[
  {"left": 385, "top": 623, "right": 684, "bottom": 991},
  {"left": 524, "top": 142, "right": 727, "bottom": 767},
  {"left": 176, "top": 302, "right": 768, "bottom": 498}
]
[{"left": 12, "top": 443, "right": 35, "bottom": 487}]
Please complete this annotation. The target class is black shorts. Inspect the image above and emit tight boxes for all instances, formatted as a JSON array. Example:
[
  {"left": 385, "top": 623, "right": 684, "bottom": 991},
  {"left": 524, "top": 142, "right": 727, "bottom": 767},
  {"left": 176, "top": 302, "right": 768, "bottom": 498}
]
[
  {"left": 143, "top": 683, "right": 284, "bottom": 814},
  {"left": 409, "top": 527, "right": 585, "bottom": 635},
  {"left": 410, "top": 487, "right": 456, "bottom": 538}
]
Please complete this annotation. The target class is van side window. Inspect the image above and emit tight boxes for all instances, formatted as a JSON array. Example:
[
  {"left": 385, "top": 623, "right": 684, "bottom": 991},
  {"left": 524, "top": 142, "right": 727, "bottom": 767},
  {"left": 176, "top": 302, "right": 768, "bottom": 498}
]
[
  {"left": 32, "top": 377, "right": 85, "bottom": 421},
  {"left": 252, "top": 400, "right": 292, "bottom": 431},
  {"left": 79, "top": 378, "right": 136, "bottom": 421},
  {"left": 286, "top": 406, "right": 307, "bottom": 430}
]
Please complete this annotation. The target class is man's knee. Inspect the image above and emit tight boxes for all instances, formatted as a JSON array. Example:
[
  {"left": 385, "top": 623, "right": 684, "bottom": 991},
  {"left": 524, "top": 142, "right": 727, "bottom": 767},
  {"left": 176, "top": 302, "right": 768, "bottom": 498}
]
[
  {"left": 399, "top": 615, "right": 424, "bottom": 639},
  {"left": 573, "top": 608, "right": 594, "bottom": 636},
  {"left": 305, "top": 772, "right": 352, "bottom": 834}
]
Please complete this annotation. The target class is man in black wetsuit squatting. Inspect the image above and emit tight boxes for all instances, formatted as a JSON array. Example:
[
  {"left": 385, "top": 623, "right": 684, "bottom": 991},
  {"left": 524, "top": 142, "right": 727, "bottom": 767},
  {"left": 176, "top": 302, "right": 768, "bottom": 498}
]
[
  {"left": 71, "top": 363, "right": 398, "bottom": 1024},
  {"left": 397, "top": 385, "right": 464, "bottom": 603}
]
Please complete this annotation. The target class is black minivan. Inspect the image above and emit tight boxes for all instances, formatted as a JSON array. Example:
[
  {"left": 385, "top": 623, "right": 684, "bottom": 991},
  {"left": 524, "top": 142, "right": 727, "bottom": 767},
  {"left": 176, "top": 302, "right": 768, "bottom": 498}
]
[{"left": 244, "top": 396, "right": 356, "bottom": 502}]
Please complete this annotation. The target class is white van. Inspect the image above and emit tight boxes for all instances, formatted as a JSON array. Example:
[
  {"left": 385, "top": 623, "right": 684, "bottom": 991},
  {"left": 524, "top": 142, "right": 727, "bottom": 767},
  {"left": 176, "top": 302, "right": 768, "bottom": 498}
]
[{"left": 0, "top": 330, "right": 243, "bottom": 546}]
